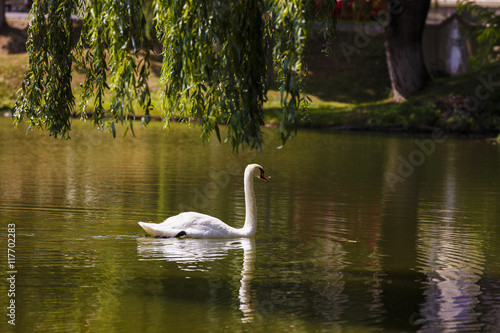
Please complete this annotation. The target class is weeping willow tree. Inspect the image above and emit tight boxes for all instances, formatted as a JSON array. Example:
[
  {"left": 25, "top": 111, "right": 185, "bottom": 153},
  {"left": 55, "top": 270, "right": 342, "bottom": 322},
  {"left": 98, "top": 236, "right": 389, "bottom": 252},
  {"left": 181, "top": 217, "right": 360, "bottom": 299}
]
[{"left": 13, "top": 0, "right": 337, "bottom": 151}]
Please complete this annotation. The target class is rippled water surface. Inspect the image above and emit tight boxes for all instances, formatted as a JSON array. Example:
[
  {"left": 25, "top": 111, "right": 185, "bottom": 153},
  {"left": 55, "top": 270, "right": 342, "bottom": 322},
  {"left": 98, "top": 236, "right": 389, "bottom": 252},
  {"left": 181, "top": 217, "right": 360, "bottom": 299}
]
[{"left": 0, "top": 118, "right": 499, "bottom": 332}]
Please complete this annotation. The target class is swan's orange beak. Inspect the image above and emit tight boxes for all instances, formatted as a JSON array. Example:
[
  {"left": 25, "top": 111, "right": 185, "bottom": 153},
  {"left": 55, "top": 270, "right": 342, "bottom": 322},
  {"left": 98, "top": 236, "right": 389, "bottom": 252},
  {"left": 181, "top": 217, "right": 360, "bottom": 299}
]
[{"left": 260, "top": 169, "right": 269, "bottom": 182}]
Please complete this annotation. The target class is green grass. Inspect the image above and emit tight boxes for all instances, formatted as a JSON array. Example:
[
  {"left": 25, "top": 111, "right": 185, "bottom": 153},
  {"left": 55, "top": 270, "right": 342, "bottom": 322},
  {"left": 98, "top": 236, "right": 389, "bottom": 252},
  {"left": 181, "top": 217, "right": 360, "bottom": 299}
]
[{"left": 0, "top": 54, "right": 29, "bottom": 110}]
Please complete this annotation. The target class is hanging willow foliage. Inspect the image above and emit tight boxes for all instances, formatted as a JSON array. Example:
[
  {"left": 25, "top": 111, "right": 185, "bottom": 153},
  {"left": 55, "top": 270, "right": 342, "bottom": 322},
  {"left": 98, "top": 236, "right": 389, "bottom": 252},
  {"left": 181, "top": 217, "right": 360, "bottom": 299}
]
[
  {"left": 14, "top": 0, "right": 76, "bottom": 139},
  {"left": 14, "top": 0, "right": 336, "bottom": 151}
]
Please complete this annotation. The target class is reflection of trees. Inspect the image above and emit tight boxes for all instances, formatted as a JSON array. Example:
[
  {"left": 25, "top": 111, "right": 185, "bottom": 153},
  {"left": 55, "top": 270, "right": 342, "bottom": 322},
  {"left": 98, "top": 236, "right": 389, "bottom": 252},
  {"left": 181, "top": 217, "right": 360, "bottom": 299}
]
[
  {"left": 414, "top": 142, "right": 500, "bottom": 331},
  {"left": 380, "top": 137, "right": 425, "bottom": 331},
  {"left": 478, "top": 276, "right": 500, "bottom": 332},
  {"left": 3, "top": 120, "right": 500, "bottom": 331},
  {"left": 380, "top": 133, "right": 500, "bottom": 331},
  {"left": 416, "top": 191, "right": 485, "bottom": 329},
  {"left": 261, "top": 132, "right": 390, "bottom": 328}
]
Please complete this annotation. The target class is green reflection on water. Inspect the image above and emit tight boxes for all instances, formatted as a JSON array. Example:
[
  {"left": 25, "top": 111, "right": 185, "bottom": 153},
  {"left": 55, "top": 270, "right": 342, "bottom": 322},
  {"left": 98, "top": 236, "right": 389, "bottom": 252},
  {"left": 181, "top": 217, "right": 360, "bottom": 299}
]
[{"left": 0, "top": 118, "right": 499, "bottom": 332}]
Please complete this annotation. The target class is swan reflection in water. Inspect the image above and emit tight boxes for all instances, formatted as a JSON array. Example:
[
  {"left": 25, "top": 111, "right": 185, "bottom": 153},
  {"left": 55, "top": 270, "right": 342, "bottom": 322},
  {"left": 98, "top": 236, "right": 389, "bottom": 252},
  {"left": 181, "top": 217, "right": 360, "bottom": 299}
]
[{"left": 137, "top": 237, "right": 256, "bottom": 322}]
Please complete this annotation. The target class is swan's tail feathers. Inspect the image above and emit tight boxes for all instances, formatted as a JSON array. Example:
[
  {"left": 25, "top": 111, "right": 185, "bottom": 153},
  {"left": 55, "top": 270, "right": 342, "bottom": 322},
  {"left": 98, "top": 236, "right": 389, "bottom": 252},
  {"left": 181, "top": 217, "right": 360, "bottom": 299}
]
[
  {"left": 138, "top": 222, "right": 159, "bottom": 237},
  {"left": 138, "top": 222, "right": 186, "bottom": 238}
]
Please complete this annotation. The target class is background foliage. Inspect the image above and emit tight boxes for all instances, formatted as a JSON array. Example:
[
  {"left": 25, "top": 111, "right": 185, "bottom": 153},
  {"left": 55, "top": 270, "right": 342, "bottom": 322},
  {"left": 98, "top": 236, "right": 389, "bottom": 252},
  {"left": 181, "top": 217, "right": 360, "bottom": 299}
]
[{"left": 458, "top": 0, "right": 500, "bottom": 69}]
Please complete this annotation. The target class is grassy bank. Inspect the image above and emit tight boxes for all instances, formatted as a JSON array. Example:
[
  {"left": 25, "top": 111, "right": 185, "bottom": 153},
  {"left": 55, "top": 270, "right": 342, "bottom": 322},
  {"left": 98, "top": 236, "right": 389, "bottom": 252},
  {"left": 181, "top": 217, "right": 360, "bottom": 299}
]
[
  {"left": 1, "top": 25, "right": 499, "bottom": 137},
  {"left": 264, "top": 31, "right": 500, "bottom": 136}
]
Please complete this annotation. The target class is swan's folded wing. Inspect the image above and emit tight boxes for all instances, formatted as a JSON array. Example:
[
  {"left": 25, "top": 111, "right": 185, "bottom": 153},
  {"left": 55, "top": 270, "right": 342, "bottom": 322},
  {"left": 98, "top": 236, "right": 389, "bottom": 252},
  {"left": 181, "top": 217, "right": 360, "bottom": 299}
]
[
  {"left": 139, "top": 212, "right": 241, "bottom": 238},
  {"left": 168, "top": 212, "right": 240, "bottom": 238}
]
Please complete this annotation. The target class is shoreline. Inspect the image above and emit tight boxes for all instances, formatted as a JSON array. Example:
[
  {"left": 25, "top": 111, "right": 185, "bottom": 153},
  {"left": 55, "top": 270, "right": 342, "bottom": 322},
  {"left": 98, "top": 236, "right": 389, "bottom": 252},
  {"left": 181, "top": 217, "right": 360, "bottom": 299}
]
[{"left": 3, "top": 110, "right": 498, "bottom": 143}]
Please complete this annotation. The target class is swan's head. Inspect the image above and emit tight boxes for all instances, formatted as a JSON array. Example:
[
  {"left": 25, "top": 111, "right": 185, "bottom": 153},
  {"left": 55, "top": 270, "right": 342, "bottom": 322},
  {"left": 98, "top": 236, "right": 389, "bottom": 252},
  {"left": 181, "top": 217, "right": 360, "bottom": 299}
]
[{"left": 246, "top": 164, "right": 269, "bottom": 182}]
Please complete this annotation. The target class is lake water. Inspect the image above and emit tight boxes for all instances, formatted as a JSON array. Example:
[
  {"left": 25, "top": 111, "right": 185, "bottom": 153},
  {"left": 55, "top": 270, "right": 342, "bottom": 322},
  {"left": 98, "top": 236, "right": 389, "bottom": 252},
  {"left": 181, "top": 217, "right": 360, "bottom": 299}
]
[{"left": 0, "top": 117, "right": 499, "bottom": 332}]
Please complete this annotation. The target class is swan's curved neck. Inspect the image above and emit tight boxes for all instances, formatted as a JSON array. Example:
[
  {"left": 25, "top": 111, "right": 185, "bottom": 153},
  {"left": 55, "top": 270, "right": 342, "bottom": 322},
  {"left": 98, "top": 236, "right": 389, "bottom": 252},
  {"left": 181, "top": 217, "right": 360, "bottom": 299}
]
[{"left": 242, "top": 170, "right": 257, "bottom": 236}]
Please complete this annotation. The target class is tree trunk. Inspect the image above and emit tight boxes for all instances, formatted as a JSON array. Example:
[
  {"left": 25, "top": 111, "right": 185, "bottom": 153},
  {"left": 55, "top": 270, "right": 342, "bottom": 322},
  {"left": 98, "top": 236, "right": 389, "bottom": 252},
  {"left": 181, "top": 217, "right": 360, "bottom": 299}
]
[
  {"left": 0, "top": 0, "right": 6, "bottom": 30},
  {"left": 384, "top": 0, "right": 430, "bottom": 102}
]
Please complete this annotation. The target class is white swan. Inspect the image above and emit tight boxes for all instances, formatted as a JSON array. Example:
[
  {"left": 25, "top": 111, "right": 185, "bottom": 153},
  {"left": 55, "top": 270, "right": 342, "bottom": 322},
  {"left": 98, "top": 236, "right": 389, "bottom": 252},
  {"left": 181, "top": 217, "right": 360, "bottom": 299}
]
[{"left": 138, "top": 164, "right": 269, "bottom": 238}]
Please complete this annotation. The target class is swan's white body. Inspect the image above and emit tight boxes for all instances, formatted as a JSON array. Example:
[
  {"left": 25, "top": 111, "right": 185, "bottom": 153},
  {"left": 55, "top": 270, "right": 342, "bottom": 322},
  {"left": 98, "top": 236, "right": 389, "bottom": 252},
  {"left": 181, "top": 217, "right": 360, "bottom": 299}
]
[{"left": 138, "top": 164, "right": 268, "bottom": 239}]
